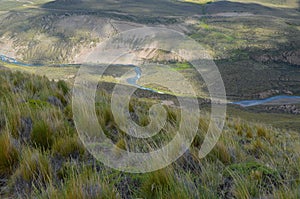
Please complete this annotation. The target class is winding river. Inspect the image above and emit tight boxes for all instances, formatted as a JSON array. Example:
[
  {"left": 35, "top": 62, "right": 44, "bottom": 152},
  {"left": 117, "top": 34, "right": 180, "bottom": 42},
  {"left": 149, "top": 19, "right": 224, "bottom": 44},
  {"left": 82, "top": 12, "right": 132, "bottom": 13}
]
[
  {"left": 1, "top": 54, "right": 300, "bottom": 107},
  {"left": 0, "top": 54, "right": 160, "bottom": 93},
  {"left": 126, "top": 66, "right": 163, "bottom": 94}
]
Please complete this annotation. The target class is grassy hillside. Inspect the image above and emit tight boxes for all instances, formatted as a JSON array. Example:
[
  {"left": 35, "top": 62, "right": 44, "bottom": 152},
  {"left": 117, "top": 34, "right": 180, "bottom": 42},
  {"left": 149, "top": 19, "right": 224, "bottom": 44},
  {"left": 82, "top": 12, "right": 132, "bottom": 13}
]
[
  {"left": 0, "top": 0, "right": 299, "bottom": 198},
  {"left": 0, "top": 65, "right": 299, "bottom": 198}
]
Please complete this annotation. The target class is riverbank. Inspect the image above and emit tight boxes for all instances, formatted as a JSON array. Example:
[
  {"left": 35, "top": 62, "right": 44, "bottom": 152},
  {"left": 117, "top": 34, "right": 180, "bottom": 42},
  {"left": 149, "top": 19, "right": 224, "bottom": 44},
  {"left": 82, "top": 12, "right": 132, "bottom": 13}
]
[{"left": 2, "top": 53, "right": 300, "bottom": 109}]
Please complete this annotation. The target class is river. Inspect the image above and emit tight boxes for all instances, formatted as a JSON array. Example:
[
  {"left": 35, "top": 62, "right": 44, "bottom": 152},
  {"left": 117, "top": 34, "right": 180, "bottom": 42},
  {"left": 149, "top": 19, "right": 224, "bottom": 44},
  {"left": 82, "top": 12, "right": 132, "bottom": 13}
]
[
  {"left": 0, "top": 54, "right": 161, "bottom": 93},
  {"left": 2, "top": 54, "right": 300, "bottom": 106},
  {"left": 231, "top": 95, "right": 300, "bottom": 107}
]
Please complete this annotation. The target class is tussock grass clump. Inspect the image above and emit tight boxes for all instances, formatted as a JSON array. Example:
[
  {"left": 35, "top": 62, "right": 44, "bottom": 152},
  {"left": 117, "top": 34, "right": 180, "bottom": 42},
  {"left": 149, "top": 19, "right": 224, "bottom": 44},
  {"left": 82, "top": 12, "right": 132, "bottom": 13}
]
[
  {"left": 192, "top": 117, "right": 209, "bottom": 148},
  {"left": 166, "top": 108, "right": 178, "bottom": 124},
  {"left": 226, "top": 162, "right": 281, "bottom": 185},
  {"left": 2, "top": 99, "right": 22, "bottom": 138},
  {"left": 140, "top": 168, "right": 191, "bottom": 198},
  {"left": 256, "top": 125, "right": 268, "bottom": 138},
  {"left": 64, "top": 104, "right": 73, "bottom": 121},
  {"left": 246, "top": 129, "right": 254, "bottom": 139},
  {"left": 192, "top": 133, "right": 204, "bottom": 149},
  {"left": 58, "top": 168, "right": 120, "bottom": 199},
  {"left": 0, "top": 132, "right": 19, "bottom": 177},
  {"left": 30, "top": 120, "right": 54, "bottom": 150},
  {"left": 226, "top": 161, "right": 282, "bottom": 198},
  {"left": 115, "top": 138, "right": 127, "bottom": 151},
  {"left": 10, "top": 149, "right": 52, "bottom": 196},
  {"left": 198, "top": 117, "right": 209, "bottom": 133},
  {"left": 140, "top": 169, "right": 173, "bottom": 198},
  {"left": 96, "top": 102, "right": 114, "bottom": 127},
  {"left": 52, "top": 136, "right": 85, "bottom": 159},
  {"left": 57, "top": 80, "right": 69, "bottom": 95},
  {"left": 209, "top": 142, "right": 232, "bottom": 165}
]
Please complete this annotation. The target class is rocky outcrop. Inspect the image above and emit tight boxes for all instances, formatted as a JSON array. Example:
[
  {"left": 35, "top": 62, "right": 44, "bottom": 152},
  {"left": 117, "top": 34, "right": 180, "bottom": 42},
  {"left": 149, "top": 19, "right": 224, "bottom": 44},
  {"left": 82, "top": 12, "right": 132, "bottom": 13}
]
[
  {"left": 253, "top": 89, "right": 294, "bottom": 99},
  {"left": 252, "top": 49, "right": 300, "bottom": 66},
  {"left": 135, "top": 49, "right": 185, "bottom": 63},
  {"left": 18, "top": 117, "right": 33, "bottom": 143},
  {"left": 253, "top": 89, "right": 280, "bottom": 99},
  {"left": 281, "top": 50, "right": 300, "bottom": 66},
  {"left": 47, "top": 96, "right": 63, "bottom": 109},
  {"left": 265, "top": 104, "right": 300, "bottom": 115}
]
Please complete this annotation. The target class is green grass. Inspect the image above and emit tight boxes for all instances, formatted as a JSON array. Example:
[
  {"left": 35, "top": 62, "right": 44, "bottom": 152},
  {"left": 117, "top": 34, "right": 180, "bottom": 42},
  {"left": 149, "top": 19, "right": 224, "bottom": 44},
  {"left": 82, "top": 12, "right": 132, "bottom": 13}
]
[{"left": 172, "top": 62, "right": 192, "bottom": 71}]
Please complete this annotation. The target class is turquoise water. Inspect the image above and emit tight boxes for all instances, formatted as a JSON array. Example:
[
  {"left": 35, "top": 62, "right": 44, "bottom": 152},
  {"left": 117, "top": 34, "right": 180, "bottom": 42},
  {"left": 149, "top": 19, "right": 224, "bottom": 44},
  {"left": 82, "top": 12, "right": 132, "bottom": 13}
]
[
  {"left": 127, "top": 66, "right": 163, "bottom": 93},
  {"left": 232, "top": 95, "right": 300, "bottom": 107},
  {"left": 0, "top": 54, "right": 37, "bottom": 66}
]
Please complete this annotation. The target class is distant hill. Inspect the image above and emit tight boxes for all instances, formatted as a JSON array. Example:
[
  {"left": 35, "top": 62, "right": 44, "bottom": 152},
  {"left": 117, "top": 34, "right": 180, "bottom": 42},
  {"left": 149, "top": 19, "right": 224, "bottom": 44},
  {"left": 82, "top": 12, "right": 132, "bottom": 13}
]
[{"left": 0, "top": 0, "right": 300, "bottom": 98}]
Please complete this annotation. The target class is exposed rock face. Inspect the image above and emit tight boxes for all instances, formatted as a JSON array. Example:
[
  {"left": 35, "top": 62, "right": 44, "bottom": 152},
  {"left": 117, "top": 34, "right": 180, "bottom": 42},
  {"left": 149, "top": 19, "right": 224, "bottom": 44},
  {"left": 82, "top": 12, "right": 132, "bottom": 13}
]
[
  {"left": 252, "top": 49, "right": 300, "bottom": 66},
  {"left": 176, "top": 149, "right": 202, "bottom": 173},
  {"left": 47, "top": 96, "right": 63, "bottom": 109},
  {"left": 253, "top": 90, "right": 294, "bottom": 99},
  {"left": 281, "top": 50, "right": 300, "bottom": 66},
  {"left": 135, "top": 49, "right": 185, "bottom": 63},
  {"left": 254, "top": 89, "right": 280, "bottom": 99},
  {"left": 18, "top": 117, "right": 33, "bottom": 143},
  {"left": 265, "top": 105, "right": 300, "bottom": 115}
]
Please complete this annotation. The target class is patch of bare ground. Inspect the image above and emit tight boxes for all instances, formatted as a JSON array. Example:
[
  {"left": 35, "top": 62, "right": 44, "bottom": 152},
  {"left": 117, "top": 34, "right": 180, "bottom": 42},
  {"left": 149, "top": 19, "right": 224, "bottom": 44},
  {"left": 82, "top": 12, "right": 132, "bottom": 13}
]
[
  {"left": 0, "top": 36, "right": 17, "bottom": 58},
  {"left": 72, "top": 19, "right": 145, "bottom": 64}
]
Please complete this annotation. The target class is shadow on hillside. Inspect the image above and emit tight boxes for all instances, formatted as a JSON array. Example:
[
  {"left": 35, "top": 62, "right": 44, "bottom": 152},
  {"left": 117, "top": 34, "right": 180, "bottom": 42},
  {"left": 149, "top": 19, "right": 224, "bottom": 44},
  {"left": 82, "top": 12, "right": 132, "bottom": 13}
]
[
  {"left": 41, "top": 0, "right": 203, "bottom": 17},
  {"left": 41, "top": 0, "right": 300, "bottom": 19},
  {"left": 205, "top": 0, "right": 299, "bottom": 18}
]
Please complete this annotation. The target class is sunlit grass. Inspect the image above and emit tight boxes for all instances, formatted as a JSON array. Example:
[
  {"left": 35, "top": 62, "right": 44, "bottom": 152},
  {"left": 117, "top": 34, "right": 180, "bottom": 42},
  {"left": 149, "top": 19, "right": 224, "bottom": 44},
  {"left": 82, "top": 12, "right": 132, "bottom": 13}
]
[{"left": 0, "top": 68, "right": 299, "bottom": 198}]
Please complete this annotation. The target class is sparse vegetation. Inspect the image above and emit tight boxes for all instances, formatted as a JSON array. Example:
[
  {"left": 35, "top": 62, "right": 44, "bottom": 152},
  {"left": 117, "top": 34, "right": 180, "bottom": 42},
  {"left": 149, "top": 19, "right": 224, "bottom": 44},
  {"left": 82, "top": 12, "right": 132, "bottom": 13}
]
[{"left": 0, "top": 68, "right": 299, "bottom": 198}]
